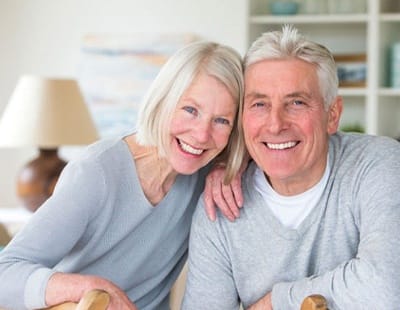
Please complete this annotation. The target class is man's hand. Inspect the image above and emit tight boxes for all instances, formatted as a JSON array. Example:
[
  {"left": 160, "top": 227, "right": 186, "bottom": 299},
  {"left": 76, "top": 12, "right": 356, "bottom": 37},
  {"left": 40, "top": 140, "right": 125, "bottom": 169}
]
[
  {"left": 247, "top": 292, "right": 273, "bottom": 310},
  {"left": 203, "top": 165, "right": 244, "bottom": 222}
]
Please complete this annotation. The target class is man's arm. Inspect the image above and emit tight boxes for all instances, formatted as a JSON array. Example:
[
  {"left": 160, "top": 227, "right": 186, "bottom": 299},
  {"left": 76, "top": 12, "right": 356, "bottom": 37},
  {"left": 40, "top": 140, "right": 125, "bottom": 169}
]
[
  {"left": 271, "top": 196, "right": 400, "bottom": 309},
  {"left": 182, "top": 200, "right": 241, "bottom": 309}
]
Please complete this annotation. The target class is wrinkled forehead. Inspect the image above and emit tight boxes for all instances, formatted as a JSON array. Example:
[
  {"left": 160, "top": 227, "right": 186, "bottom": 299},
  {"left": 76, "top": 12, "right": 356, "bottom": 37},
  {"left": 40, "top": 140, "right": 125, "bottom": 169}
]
[{"left": 245, "top": 58, "right": 319, "bottom": 88}]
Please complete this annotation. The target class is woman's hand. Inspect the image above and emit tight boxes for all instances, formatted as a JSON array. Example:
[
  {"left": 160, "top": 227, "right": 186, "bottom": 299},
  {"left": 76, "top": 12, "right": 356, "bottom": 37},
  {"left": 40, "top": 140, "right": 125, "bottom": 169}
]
[
  {"left": 203, "top": 165, "right": 244, "bottom": 222},
  {"left": 247, "top": 292, "right": 273, "bottom": 310},
  {"left": 46, "top": 272, "right": 138, "bottom": 310}
]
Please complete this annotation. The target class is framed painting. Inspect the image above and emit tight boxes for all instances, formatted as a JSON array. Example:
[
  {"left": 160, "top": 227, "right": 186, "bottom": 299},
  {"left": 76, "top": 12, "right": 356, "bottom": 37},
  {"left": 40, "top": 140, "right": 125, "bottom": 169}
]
[{"left": 78, "top": 33, "right": 198, "bottom": 138}]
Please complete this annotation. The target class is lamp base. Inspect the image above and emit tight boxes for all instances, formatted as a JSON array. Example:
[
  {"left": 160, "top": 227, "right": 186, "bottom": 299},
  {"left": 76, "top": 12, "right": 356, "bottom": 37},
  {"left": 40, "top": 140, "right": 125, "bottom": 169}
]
[{"left": 17, "top": 148, "right": 67, "bottom": 212}]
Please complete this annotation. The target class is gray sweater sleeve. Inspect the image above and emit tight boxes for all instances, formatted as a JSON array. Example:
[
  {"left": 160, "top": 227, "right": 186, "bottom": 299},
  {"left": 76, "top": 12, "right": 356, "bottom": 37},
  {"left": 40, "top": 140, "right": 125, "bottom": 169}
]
[
  {"left": 0, "top": 159, "right": 105, "bottom": 309},
  {"left": 182, "top": 196, "right": 241, "bottom": 310}
]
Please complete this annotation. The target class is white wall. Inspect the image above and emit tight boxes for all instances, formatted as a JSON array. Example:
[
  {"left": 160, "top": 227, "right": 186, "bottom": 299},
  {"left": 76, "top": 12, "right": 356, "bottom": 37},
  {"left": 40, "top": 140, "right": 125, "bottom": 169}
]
[{"left": 0, "top": 0, "right": 247, "bottom": 207}]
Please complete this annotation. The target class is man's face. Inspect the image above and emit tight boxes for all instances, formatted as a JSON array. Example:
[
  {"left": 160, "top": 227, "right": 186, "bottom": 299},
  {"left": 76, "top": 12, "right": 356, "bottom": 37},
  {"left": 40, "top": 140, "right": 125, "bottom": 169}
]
[{"left": 243, "top": 58, "right": 342, "bottom": 195}]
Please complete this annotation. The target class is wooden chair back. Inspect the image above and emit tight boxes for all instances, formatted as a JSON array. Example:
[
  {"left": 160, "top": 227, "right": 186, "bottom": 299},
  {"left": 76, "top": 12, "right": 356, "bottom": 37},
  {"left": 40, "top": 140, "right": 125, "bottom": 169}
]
[
  {"left": 301, "top": 294, "right": 328, "bottom": 310},
  {"left": 44, "top": 288, "right": 327, "bottom": 310},
  {"left": 44, "top": 289, "right": 110, "bottom": 310}
]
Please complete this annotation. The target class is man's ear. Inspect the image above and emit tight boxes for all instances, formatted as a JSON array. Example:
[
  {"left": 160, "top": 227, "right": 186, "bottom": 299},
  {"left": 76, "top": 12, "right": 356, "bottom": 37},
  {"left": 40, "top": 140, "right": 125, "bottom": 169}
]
[{"left": 327, "top": 96, "right": 343, "bottom": 134}]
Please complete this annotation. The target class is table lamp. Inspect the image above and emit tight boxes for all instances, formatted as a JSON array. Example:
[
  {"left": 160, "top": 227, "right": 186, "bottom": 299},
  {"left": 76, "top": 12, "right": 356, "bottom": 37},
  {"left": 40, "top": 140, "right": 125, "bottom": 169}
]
[{"left": 0, "top": 75, "right": 99, "bottom": 212}]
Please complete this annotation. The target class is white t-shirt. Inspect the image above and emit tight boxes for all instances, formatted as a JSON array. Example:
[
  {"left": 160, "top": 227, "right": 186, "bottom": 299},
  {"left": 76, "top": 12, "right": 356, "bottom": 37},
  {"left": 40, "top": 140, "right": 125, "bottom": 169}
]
[{"left": 253, "top": 158, "right": 330, "bottom": 229}]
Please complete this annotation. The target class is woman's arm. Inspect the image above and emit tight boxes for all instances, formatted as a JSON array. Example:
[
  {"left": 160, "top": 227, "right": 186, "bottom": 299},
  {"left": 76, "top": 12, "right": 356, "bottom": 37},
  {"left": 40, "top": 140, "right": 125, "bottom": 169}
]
[{"left": 0, "top": 160, "right": 105, "bottom": 309}]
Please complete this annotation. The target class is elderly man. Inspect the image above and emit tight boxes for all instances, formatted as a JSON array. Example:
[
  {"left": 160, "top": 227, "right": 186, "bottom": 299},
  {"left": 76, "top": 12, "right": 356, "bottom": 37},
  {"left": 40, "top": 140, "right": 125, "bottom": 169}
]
[{"left": 182, "top": 25, "right": 400, "bottom": 310}]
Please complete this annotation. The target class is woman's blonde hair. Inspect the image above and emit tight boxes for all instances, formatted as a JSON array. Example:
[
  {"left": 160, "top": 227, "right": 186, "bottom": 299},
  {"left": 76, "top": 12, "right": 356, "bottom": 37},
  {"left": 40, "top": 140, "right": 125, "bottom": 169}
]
[{"left": 136, "top": 41, "right": 246, "bottom": 182}]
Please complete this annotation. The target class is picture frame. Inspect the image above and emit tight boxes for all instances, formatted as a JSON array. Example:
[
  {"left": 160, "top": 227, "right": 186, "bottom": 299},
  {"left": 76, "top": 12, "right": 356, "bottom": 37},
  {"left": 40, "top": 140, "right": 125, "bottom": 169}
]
[
  {"left": 334, "top": 54, "right": 367, "bottom": 87},
  {"left": 78, "top": 33, "right": 198, "bottom": 138}
]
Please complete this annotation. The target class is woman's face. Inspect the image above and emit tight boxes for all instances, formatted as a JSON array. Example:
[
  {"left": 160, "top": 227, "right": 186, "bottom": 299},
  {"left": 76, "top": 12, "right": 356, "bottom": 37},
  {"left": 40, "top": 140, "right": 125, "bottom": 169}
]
[{"left": 167, "top": 72, "right": 237, "bottom": 175}]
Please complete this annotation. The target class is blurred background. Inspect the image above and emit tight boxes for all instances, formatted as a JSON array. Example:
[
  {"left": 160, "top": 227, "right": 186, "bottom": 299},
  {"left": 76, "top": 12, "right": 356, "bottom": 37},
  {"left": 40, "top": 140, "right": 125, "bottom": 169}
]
[{"left": 1, "top": 0, "right": 400, "bottom": 232}]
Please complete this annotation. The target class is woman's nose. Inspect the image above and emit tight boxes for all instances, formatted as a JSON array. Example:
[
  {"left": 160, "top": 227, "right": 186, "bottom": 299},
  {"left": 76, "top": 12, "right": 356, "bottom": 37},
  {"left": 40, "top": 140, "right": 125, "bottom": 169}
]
[{"left": 193, "top": 120, "right": 212, "bottom": 143}]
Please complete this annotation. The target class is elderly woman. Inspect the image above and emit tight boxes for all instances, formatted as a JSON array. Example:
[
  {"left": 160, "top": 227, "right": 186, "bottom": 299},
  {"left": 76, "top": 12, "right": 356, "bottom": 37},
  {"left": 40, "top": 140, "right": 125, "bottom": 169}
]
[{"left": 0, "top": 41, "right": 245, "bottom": 310}]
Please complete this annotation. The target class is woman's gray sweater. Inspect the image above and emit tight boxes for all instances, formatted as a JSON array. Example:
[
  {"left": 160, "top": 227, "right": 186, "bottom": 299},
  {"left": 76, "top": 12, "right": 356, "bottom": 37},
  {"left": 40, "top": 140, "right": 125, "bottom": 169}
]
[{"left": 0, "top": 138, "right": 206, "bottom": 310}]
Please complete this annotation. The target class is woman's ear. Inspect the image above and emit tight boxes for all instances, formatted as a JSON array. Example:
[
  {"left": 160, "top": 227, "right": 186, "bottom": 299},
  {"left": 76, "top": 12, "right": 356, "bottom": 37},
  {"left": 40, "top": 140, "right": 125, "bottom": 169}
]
[{"left": 327, "top": 96, "right": 343, "bottom": 134}]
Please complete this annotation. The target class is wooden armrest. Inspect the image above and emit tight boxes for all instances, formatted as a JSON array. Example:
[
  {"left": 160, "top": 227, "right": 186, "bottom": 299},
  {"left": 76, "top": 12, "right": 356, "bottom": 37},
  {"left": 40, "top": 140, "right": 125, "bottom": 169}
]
[
  {"left": 44, "top": 289, "right": 324, "bottom": 310},
  {"left": 45, "top": 289, "right": 110, "bottom": 310},
  {"left": 301, "top": 294, "right": 328, "bottom": 310}
]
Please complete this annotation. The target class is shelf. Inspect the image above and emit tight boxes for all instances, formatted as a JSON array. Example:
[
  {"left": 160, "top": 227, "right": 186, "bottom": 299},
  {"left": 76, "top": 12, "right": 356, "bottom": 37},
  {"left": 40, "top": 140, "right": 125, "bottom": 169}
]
[
  {"left": 338, "top": 88, "right": 400, "bottom": 98},
  {"left": 248, "top": 0, "right": 400, "bottom": 137},
  {"left": 380, "top": 14, "right": 400, "bottom": 22},
  {"left": 378, "top": 88, "right": 400, "bottom": 96},
  {"left": 339, "top": 88, "right": 368, "bottom": 97},
  {"left": 0, "top": 207, "right": 31, "bottom": 224},
  {"left": 0, "top": 207, "right": 31, "bottom": 236},
  {"left": 249, "top": 14, "right": 369, "bottom": 24}
]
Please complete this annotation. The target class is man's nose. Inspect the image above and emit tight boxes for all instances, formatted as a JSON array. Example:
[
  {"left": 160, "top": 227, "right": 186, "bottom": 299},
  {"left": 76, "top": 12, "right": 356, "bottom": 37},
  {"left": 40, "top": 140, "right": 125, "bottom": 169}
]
[{"left": 267, "top": 107, "right": 287, "bottom": 134}]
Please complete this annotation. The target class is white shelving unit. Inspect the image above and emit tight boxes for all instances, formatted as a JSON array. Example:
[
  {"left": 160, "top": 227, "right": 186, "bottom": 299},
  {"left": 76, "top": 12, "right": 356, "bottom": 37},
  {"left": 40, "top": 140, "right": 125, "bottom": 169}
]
[{"left": 247, "top": 0, "right": 400, "bottom": 138}]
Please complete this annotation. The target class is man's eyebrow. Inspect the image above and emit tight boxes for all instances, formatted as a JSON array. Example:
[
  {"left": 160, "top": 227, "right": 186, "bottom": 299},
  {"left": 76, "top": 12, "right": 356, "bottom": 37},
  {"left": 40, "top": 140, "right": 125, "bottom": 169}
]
[
  {"left": 244, "top": 92, "right": 268, "bottom": 100},
  {"left": 244, "top": 91, "right": 312, "bottom": 101},
  {"left": 285, "top": 91, "right": 311, "bottom": 99}
]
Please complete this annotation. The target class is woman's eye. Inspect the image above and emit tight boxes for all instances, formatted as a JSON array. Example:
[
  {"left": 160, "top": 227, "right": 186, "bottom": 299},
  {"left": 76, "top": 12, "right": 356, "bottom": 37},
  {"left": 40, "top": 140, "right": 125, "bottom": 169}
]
[
  {"left": 183, "top": 106, "right": 197, "bottom": 115},
  {"left": 214, "top": 117, "right": 230, "bottom": 126}
]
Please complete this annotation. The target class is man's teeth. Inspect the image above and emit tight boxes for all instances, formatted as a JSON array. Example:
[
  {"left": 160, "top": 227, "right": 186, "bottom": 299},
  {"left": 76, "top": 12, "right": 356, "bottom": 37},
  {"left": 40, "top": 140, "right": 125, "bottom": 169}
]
[
  {"left": 267, "top": 141, "right": 297, "bottom": 150},
  {"left": 179, "top": 141, "right": 204, "bottom": 155}
]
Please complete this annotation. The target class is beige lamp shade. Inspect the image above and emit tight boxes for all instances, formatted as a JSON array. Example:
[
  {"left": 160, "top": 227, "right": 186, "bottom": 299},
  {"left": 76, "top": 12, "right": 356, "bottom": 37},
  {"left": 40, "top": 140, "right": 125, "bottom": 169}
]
[{"left": 0, "top": 75, "right": 98, "bottom": 147}]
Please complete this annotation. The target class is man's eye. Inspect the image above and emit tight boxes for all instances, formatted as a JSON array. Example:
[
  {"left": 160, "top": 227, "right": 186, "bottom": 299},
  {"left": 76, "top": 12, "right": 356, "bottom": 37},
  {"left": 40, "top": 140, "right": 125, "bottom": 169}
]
[
  {"left": 214, "top": 118, "right": 230, "bottom": 125},
  {"left": 254, "top": 101, "right": 264, "bottom": 108},
  {"left": 183, "top": 106, "right": 197, "bottom": 115},
  {"left": 293, "top": 100, "right": 305, "bottom": 106}
]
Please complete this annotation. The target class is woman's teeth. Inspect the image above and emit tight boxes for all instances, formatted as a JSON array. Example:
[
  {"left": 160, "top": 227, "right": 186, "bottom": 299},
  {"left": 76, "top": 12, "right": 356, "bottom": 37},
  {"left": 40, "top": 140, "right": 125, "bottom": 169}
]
[{"left": 179, "top": 140, "right": 204, "bottom": 155}]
